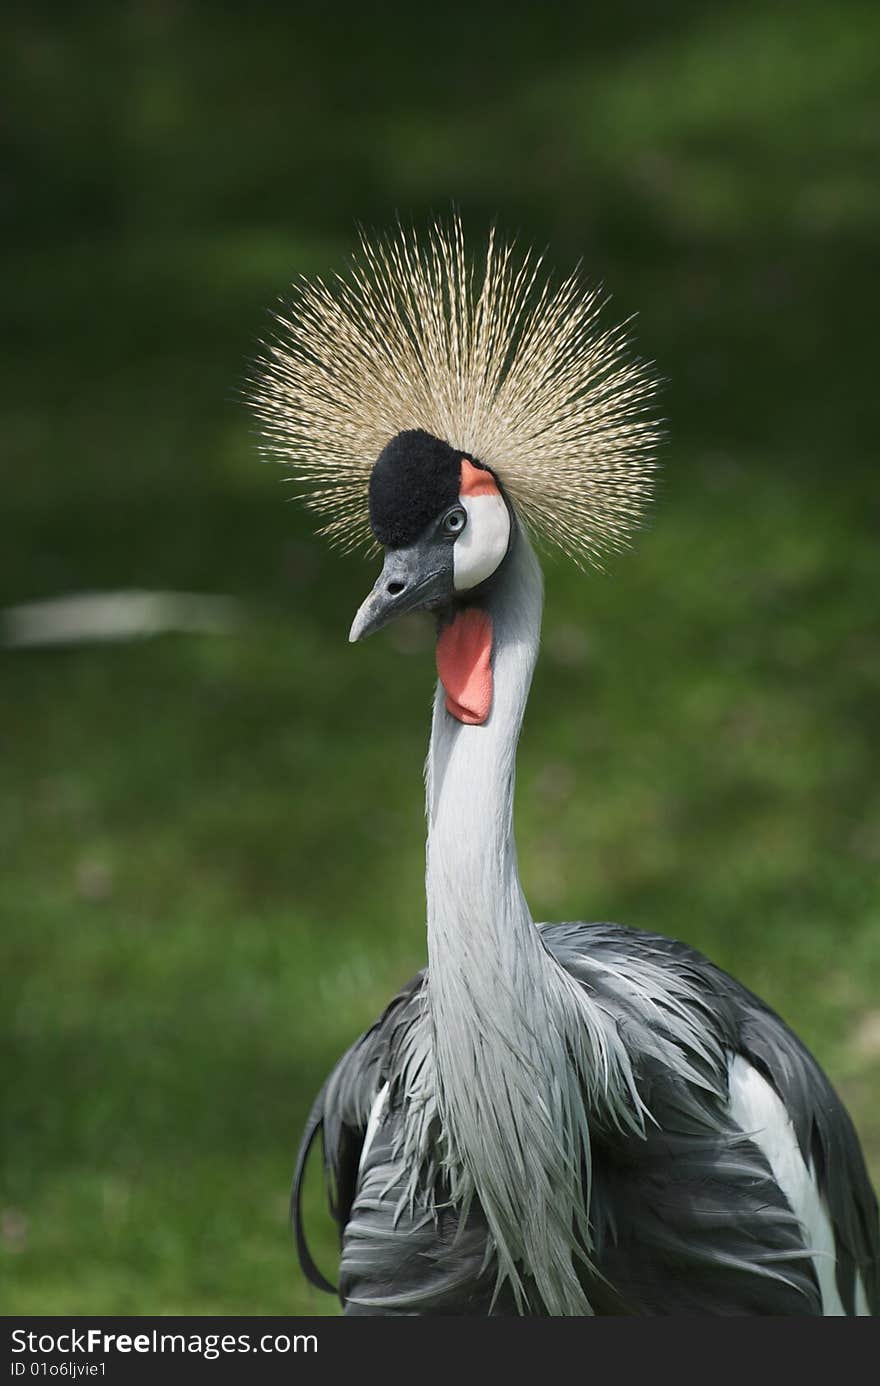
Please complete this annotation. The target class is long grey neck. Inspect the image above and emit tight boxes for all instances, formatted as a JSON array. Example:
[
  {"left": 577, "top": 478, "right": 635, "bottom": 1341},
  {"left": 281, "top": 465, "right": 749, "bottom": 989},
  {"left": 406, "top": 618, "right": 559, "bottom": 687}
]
[
  {"left": 425, "top": 528, "right": 544, "bottom": 987},
  {"left": 423, "top": 529, "right": 612, "bottom": 1315}
]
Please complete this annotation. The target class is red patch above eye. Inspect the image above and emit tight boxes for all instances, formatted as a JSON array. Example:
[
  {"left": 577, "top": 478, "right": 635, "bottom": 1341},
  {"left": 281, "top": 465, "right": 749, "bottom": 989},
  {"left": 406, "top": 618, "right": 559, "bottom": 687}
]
[
  {"left": 459, "top": 458, "right": 499, "bottom": 498},
  {"left": 436, "top": 607, "right": 493, "bottom": 725}
]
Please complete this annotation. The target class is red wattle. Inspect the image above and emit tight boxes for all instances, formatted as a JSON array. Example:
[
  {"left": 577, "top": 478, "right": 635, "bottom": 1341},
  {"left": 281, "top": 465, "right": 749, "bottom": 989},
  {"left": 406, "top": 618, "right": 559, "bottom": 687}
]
[{"left": 436, "top": 608, "right": 493, "bottom": 725}]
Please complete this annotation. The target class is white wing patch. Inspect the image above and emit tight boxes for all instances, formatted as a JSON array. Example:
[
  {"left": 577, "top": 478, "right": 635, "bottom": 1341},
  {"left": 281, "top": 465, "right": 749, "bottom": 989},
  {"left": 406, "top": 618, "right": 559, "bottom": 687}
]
[
  {"left": 359, "top": 1082, "right": 390, "bottom": 1174},
  {"left": 453, "top": 493, "right": 511, "bottom": 592},
  {"left": 728, "top": 1054, "right": 869, "bottom": 1315}
]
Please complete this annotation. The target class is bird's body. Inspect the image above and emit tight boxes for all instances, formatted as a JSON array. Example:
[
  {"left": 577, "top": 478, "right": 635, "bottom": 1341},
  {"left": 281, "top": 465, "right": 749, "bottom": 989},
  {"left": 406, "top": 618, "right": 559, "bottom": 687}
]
[
  {"left": 253, "top": 220, "right": 879, "bottom": 1315},
  {"left": 298, "top": 923, "right": 875, "bottom": 1316},
  {"left": 294, "top": 532, "right": 878, "bottom": 1316}
]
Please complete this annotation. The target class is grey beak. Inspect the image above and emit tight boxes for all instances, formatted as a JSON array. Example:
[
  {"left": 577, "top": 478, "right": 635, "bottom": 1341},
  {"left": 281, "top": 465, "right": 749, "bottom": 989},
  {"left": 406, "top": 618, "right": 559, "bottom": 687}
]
[{"left": 349, "top": 547, "right": 451, "bottom": 643}]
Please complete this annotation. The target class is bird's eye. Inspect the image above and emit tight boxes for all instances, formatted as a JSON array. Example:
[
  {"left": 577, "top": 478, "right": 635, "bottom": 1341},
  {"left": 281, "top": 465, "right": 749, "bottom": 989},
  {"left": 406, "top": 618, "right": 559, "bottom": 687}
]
[{"left": 443, "top": 507, "right": 467, "bottom": 536}]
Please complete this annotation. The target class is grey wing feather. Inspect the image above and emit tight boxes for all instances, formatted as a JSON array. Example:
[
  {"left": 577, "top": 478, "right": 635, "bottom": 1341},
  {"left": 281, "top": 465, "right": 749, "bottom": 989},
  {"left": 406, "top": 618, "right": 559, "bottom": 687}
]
[
  {"left": 734, "top": 975, "right": 879, "bottom": 1312},
  {"left": 291, "top": 970, "right": 425, "bottom": 1294},
  {"left": 548, "top": 922, "right": 880, "bottom": 1315},
  {"left": 291, "top": 1085, "right": 336, "bottom": 1293}
]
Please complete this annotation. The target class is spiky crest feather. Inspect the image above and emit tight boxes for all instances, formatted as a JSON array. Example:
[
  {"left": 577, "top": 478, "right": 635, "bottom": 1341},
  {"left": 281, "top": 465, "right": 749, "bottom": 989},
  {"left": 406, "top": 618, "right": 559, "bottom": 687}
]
[{"left": 250, "top": 218, "right": 660, "bottom": 566}]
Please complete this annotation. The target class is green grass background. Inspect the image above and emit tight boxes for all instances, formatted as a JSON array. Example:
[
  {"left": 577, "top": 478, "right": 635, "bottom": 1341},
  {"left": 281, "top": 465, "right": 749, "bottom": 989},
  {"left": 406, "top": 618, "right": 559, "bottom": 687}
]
[{"left": 2, "top": 1, "right": 878, "bottom": 1314}]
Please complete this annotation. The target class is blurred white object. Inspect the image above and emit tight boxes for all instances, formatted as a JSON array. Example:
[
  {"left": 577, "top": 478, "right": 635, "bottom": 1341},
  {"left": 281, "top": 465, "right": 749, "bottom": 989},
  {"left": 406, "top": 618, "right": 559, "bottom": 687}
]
[{"left": 2, "top": 591, "right": 241, "bottom": 648}]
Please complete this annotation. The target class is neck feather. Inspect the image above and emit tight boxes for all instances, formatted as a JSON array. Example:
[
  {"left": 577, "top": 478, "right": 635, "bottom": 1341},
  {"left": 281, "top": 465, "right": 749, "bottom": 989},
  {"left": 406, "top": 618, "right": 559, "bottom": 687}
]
[
  {"left": 421, "top": 531, "right": 641, "bottom": 1315},
  {"left": 426, "top": 529, "right": 542, "bottom": 962}
]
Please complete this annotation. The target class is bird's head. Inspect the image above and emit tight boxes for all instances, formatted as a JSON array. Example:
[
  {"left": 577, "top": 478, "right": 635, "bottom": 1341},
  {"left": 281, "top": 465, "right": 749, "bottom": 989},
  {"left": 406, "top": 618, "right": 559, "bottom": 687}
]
[
  {"left": 250, "top": 217, "right": 661, "bottom": 723},
  {"left": 349, "top": 429, "right": 512, "bottom": 644}
]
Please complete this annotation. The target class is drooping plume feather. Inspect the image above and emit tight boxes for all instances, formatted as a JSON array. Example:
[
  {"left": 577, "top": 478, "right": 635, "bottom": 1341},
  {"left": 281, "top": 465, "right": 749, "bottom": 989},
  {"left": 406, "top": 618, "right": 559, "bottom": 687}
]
[{"left": 251, "top": 217, "right": 660, "bottom": 568}]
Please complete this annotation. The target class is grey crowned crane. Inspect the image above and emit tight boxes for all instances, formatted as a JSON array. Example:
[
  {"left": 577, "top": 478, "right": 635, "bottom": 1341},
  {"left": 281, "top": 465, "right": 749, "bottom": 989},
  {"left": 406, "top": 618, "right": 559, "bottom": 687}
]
[{"left": 252, "top": 220, "right": 879, "bottom": 1316}]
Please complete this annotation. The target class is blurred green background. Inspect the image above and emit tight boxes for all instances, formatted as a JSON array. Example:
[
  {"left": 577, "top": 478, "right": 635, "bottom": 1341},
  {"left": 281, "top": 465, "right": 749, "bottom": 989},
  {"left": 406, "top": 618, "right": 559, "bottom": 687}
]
[{"left": 2, "top": 0, "right": 879, "bottom": 1315}]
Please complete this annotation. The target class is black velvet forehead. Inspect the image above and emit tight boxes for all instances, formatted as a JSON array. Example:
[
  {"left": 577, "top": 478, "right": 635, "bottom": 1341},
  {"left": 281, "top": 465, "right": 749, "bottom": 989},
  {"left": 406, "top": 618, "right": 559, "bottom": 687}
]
[{"left": 368, "top": 429, "right": 464, "bottom": 548}]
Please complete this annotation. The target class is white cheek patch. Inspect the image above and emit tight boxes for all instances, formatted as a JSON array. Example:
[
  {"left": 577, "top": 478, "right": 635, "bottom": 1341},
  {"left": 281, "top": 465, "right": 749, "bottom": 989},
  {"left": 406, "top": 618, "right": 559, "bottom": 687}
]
[{"left": 453, "top": 492, "right": 511, "bottom": 592}]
